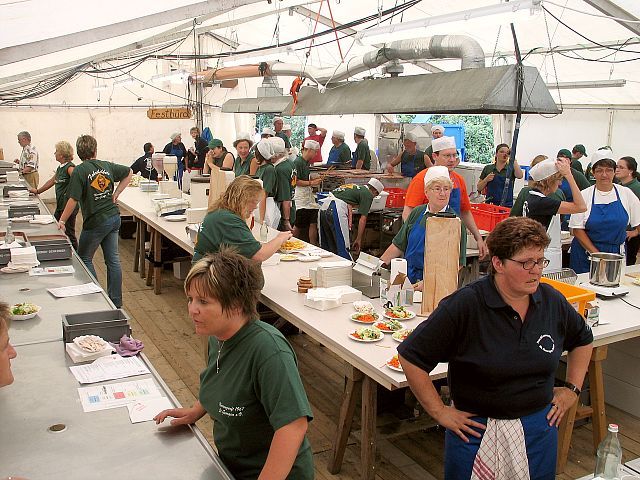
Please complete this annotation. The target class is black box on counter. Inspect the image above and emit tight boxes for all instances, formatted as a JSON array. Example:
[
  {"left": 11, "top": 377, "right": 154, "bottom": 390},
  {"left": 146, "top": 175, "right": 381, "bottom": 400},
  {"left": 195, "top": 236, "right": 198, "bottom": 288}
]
[
  {"left": 8, "top": 203, "right": 39, "bottom": 218},
  {"left": 62, "top": 309, "right": 131, "bottom": 343},
  {"left": 0, "top": 231, "right": 29, "bottom": 264},
  {"left": 28, "top": 234, "right": 73, "bottom": 261}
]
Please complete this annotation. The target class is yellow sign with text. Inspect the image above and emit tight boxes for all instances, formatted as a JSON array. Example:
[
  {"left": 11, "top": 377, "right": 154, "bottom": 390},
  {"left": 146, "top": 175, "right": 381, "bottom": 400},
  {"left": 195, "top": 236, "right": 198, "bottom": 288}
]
[{"left": 147, "top": 108, "right": 192, "bottom": 120}]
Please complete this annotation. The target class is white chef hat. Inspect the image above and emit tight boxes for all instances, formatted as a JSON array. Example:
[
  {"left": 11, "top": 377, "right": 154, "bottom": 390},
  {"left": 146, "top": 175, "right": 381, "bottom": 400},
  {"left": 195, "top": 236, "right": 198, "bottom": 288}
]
[
  {"left": 404, "top": 131, "right": 418, "bottom": 143},
  {"left": 304, "top": 139, "right": 320, "bottom": 150},
  {"left": 273, "top": 116, "right": 284, "bottom": 124},
  {"left": 354, "top": 126, "right": 366, "bottom": 136},
  {"left": 431, "top": 136, "right": 456, "bottom": 153},
  {"left": 528, "top": 159, "right": 559, "bottom": 181},
  {"left": 283, "top": 123, "right": 292, "bottom": 131},
  {"left": 367, "top": 178, "right": 384, "bottom": 195},
  {"left": 170, "top": 132, "right": 181, "bottom": 141},
  {"left": 590, "top": 147, "right": 614, "bottom": 165},
  {"left": 256, "top": 140, "right": 274, "bottom": 160},
  {"left": 236, "top": 132, "right": 252, "bottom": 142},
  {"left": 261, "top": 127, "right": 275, "bottom": 136},
  {"left": 431, "top": 124, "right": 444, "bottom": 134},
  {"left": 268, "top": 136, "right": 286, "bottom": 155},
  {"left": 332, "top": 130, "right": 345, "bottom": 140},
  {"left": 423, "top": 166, "right": 450, "bottom": 186}
]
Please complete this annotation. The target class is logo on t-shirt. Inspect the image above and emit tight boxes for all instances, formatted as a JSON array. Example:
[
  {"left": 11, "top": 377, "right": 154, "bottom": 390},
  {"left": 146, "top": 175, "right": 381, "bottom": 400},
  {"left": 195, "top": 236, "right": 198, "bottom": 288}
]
[
  {"left": 90, "top": 173, "right": 111, "bottom": 193},
  {"left": 536, "top": 334, "right": 555, "bottom": 353}
]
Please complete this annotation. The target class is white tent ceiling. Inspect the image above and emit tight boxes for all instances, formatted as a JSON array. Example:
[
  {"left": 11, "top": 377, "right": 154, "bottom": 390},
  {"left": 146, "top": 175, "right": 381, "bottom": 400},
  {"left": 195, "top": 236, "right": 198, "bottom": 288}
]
[{"left": 1, "top": 0, "right": 640, "bottom": 106}]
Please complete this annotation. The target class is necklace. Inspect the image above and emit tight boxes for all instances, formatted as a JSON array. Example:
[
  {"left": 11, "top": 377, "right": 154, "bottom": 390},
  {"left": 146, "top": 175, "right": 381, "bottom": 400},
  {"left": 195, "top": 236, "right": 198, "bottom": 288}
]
[{"left": 215, "top": 340, "right": 225, "bottom": 373}]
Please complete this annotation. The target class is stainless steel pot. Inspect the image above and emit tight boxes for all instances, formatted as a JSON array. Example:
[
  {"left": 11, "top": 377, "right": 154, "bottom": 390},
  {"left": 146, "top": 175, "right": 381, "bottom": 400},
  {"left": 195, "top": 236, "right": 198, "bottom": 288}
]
[{"left": 589, "top": 252, "right": 624, "bottom": 287}]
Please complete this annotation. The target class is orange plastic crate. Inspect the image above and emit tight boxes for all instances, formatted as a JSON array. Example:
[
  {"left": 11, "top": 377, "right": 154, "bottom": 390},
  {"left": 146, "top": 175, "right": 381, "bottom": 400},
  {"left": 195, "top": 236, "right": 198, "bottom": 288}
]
[
  {"left": 540, "top": 277, "right": 596, "bottom": 317},
  {"left": 469, "top": 203, "right": 510, "bottom": 231},
  {"left": 385, "top": 188, "right": 407, "bottom": 208}
]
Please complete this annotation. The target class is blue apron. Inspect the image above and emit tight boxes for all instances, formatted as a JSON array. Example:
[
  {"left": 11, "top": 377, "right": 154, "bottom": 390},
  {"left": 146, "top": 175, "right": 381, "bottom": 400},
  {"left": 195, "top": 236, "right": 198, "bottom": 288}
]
[
  {"left": 170, "top": 145, "right": 185, "bottom": 189},
  {"left": 404, "top": 206, "right": 453, "bottom": 282},
  {"left": 351, "top": 150, "right": 358, "bottom": 168},
  {"left": 559, "top": 178, "right": 573, "bottom": 202},
  {"left": 486, "top": 166, "right": 514, "bottom": 207},
  {"left": 570, "top": 186, "right": 629, "bottom": 274},
  {"left": 327, "top": 146, "right": 341, "bottom": 165},
  {"left": 400, "top": 150, "right": 425, "bottom": 178},
  {"left": 449, "top": 176, "right": 462, "bottom": 216}
]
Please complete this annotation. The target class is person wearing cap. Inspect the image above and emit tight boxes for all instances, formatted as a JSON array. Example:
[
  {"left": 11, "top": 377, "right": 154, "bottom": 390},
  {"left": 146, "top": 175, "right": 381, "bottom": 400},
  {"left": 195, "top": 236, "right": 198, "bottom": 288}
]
[
  {"left": 569, "top": 156, "right": 640, "bottom": 274},
  {"left": 327, "top": 130, "right": 352, "bottom": 166},
  {"left": 293, "top": 140, "right": 323, "bottom": 244},
  {"left": 386, "top": 131, "right": 433, "bottom": 178},
  {"left": 404, "top": 136, "right": 488, "bottom": 259},
  {"left": 556, "top": 149, "right": 590, "bottom": 202},
  {"left": 584, "top": 146, "right": 613, "bottom": 185},
  {"left": 270, "top": 136, "right": 297, "bottom": 232},
  {"left": 477, "top": 143, "right": 524, "bottom": 207},
  {"left": 232, "top": 133, "right": 255, "bottom": 177},
  {"left": 204, "top": 139, "right": 234, "bottom": 173},
  {"left": 254, "top": 140, "right": 280, "bottom": 228},
  {"left": 162, "top": 133, "right": 188, "bottom": 188},
  {"left": 571, "top": 144, "right": 588, "bottom": 174},
  {"left": 261, "top": 127, "right": 276, "bottom": 139},
  {"left": 352, "top": 127, "right": 371, "bottom": 170},
  {"left": 425, "top": 124, "right": 445, "bottom": 164},
  {"left": 524, "top": 159, "right": 586, "bottom": 272},
  {"left": 381, "top": 166, "right": 467, "bottom": 288},
  {"left": 192, "top": 176, "right": 292, "bottom": 263},
  {"left": 615, "top": 156, "right": 640, "bottom": 265},
  {"left": 186, "top": 126, "right": 209, "bottom": 172},
  {"left": 319, "top": 178, "right": 383, "bottom": 259},
  {"left": 130, "top": 142, "right": 160, "bottom": 180},
  {"left": 510, "top": 155, "right": 567, "bottom": 217},
  {"left": 273, "top": 116, "right": 291, "bottom": 149},
  {"left": 304, "top": 123, "right": 327, "bottom": 164}
]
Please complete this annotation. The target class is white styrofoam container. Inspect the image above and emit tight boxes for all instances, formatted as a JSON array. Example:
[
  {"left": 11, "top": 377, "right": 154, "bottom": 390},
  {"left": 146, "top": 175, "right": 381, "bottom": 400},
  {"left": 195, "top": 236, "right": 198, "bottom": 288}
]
[{"left": 370, "top": 191, "right": 390, "bottom": 212}]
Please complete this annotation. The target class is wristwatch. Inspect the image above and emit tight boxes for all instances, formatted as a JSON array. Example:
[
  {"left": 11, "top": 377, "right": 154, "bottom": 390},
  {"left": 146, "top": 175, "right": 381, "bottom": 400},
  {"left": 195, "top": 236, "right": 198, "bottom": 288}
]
[{"left": 564, "top": 381, "right": 581, "bottom": 396}]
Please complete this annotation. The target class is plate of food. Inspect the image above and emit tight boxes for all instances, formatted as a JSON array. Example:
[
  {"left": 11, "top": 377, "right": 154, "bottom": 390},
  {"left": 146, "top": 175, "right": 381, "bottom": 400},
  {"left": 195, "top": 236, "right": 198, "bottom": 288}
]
[
  {"left": 353, "top": 301, "right": 375, "bottom": 314},
  {"left": 383, "top": 305, "right": 416, "bottom": 320},
  {"left": 279, "top": 239, "right": 306, "bottom": 253},
  {"left": 298, "top": 255, "right": 321, "bottom": 262},
  {"left": 348, "top": 326, "right": 383, "bottom": 342},
  {"left": 350, "top": 312, "right": 379, "bottom": 324},
  {"left": 10, "top": 302, "right": 41, "bottom": 321},
  {"left": 279, "top": 254, "right": 298, "bottom": 262},
  {"left": 386, "top": 354, "right": 403, "bottom": 372},
  {"left": 164, "top": 214, "right": 187, "bottom": 222},
  {"left": 373, "top": 319, "right": 405, "bottom": 333},
  {"left": 391, "top": 328, "right": 414, "bottom": 343}
]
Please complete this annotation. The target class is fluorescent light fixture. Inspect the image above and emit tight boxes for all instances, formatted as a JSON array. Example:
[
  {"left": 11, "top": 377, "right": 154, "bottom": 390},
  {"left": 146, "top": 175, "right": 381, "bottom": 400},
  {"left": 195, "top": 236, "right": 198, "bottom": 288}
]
[
  {"left": 151, "top": 70, "right": 189, "bottom": 84},
  {"left": 223, "top": 46, "right": 294, "bottom": 67},
  {"left": 547, "top": 79, "right": 626, "bottom": 89},
  {"left": 114, "top": 77, "right": 137, "bottom": 87},
  {"left": 357, "top": 0, "right": 541, "bottom": 44}
]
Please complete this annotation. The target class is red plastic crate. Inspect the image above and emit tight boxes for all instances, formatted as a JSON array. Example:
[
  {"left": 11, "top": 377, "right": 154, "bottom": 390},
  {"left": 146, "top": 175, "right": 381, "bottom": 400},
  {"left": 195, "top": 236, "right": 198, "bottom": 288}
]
[
  {"left": 469, "top": 203, "right": 510, "bottom": 231},
  {"left": 384, "top": 188, "right": 407, "bottom": 208}
]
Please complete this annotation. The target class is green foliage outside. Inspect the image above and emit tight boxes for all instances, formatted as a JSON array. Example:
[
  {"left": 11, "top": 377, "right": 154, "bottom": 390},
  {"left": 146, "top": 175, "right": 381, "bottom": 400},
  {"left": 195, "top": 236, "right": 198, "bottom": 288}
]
[
  {"left": 256, "top": 114, "right": 307, "bottom": 150},
  {"left": 396, "top": 114, "right": 496, "bottom": 164}
]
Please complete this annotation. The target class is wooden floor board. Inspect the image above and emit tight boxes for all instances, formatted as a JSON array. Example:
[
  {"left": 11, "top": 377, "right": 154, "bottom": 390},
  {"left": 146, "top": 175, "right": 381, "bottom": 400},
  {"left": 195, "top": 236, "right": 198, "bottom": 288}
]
[{"left": 79, "top": 218, "right": 640, "bottom": 480}]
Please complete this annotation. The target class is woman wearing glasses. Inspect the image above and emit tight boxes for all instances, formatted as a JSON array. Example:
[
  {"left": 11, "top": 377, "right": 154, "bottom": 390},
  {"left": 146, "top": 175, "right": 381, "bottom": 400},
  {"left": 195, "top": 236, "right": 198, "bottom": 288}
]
[
  {"left": 523, "top": 158, "right": 586, "bottom": 272},
  {"left": 477, "top": 143, "right": 524, "bottom": 208},
  {"left": 399, "top": 217, "right": 593, "bottom": 479},
  {"left": 381, "top": 166, "right": 466, "bottom": 290},
  {"left": 569, "top": 157, "right": 640, "bottom": 274}
]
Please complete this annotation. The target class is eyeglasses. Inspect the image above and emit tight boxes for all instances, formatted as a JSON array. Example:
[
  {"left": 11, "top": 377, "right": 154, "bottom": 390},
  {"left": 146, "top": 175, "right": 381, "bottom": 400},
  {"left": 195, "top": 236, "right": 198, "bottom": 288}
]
[
  {"left": 593, "top": 168, "right": 615, "bottom": 174},
  {"left": 439, "top": 153, "right": 457, "bottom": 160},
  {"left": 428, "top": 186, "right": 451, "bottom": 193},
  {"left": 507, "top": 257, "right": 550, "bottom": 270}
]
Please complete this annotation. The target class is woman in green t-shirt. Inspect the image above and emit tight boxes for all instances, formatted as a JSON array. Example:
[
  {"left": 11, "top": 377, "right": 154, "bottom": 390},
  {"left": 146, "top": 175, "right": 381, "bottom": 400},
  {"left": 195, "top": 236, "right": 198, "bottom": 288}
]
[
  {"left": 233, "top": 133, "right": 255, "bottom": 177},
  {"left": 155, "top": 250, "right": 314, "bottom": 480},
  {"left": 193, "top": 175, "right": 291, "bottom": 263}
]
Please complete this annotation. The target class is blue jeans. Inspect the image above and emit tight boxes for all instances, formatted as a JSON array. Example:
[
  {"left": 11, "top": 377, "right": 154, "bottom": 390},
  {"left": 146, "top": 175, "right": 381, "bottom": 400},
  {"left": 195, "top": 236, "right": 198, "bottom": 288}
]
[{"left": 78, "top": 215, "right": 123, "bottom": 307}]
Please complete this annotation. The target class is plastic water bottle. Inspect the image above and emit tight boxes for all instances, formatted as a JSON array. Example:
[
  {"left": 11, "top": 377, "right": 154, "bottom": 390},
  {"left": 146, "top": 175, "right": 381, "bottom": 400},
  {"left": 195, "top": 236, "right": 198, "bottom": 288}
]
[
  {"left": 260, "top": 222, "right": 268, "bottom": 242},
  {"left": 5, "top": 222, "right": 15, "bottom": 244},
  {"left": 594, "top": 424, "right": 622, "bottom": 479}
]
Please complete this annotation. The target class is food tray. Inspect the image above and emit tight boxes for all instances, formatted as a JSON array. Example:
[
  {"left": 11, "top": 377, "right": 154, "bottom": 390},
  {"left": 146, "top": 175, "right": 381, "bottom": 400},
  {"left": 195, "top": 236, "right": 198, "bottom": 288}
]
[
  {"left": 62, "top": 309, "right": 131, "bottom": 343},
  {"left": 540, "top": 277, "right": 595, "bottom": 317}
]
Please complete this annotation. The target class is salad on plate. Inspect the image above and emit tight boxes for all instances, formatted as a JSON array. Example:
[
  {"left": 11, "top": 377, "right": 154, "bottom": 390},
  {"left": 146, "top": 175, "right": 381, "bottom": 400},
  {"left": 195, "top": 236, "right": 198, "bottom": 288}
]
[
  {"left": 348, "top": 326, "right": 383, "bottom": 342},
  {"left": 386, "top": 354, "right": 403, "bottom": 372},
  {"left": 391, "top": 328, "right": 414, "bottom": 342},
  {"left": 373, "top": 319, "right": 404, "bottom": 333},
  {"left": 384, "top": 305, "right": 416, "bottom": 319},
  {"left": 350, "top": 312, "right": 379, "bottom": 324}
]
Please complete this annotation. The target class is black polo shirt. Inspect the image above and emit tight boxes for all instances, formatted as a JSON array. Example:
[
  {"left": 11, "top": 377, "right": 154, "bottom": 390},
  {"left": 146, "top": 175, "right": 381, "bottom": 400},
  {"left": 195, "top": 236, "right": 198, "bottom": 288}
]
[
  {"left": 523, "top": 189, "right": 561, "bottom": 231},
  {"left": 398, "top": 276, "right": 593, "bottom": 419}
]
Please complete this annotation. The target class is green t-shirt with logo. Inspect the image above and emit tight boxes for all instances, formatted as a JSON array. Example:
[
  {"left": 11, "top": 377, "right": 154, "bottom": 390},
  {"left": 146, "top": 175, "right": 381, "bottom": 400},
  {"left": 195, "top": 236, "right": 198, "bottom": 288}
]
[
  {"left": 54, "top": 161, "right": 75, "bottom": 214},
  {"left": 67, "top": 159, "right": 130, "bottom": 230},
  {"left": 332, "top": 184, "right": 374, "bottom": 216},
  {"left": 275, "top": 159, "right": 297, "bottom": 225},
  {"left": 256, "top": 163, "right": 277, "bottom": 197},
  {"left": 200, "top": 321, "right": 314, "bottom": 480},
  {"left": 354, "top": 140, "right": 371, "bottom": 170},
  {"left": 193, "top": 209, "right": 261, "bottom": 263},
  {"left": 234, "top": 152, "right": 254, "bottom": 177}
]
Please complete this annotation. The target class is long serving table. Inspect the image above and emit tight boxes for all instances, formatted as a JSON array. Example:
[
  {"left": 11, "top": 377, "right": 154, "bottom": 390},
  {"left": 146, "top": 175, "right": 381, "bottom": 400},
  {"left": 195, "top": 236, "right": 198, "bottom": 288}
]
[
  {"left": 116, "top": 186, "right": 640, "bottom": 479},
  {"left": 0, "top": 184, "right": 232, "bottom": 480}
]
